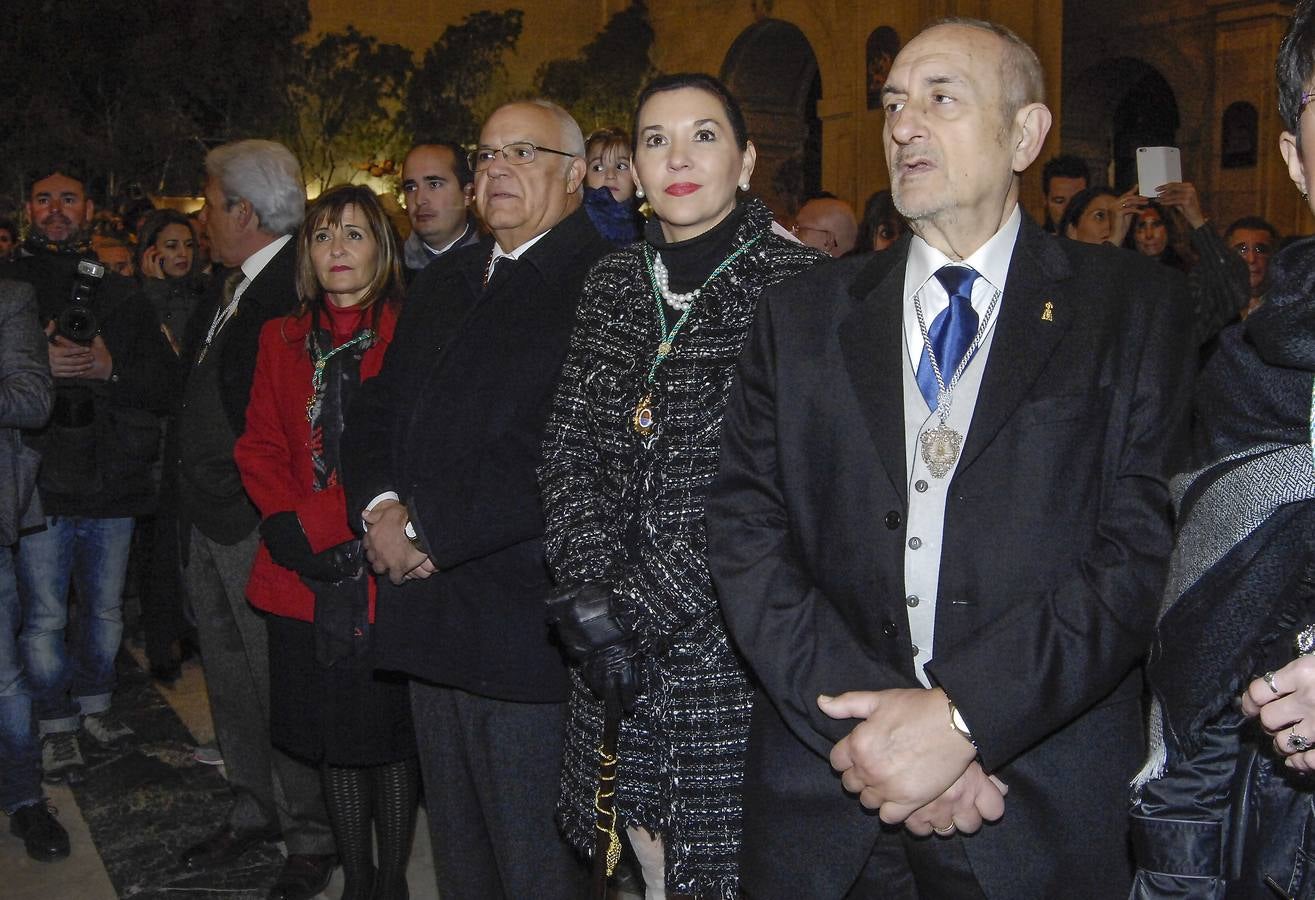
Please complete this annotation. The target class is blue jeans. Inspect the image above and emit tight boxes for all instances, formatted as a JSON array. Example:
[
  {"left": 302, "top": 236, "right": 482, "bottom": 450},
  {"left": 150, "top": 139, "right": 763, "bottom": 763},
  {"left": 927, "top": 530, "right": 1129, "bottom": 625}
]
[
  {"left": 16, "top": 516, "right": 134, "bottom": 735},
  {"left": 0, "top": 543, "right": 41, "bottom": 813}
]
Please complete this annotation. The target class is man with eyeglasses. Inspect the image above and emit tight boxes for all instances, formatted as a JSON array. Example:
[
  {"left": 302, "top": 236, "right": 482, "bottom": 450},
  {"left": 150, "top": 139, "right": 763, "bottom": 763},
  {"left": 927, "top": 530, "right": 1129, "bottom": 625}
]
[
  {"left": 341, "top": 100, "right": 608, "bottom": 899},
  {"left": 1224, "top": 216, "right": 1281, "bottom": 317},
  {"left": 793, "top": 196, "right": 859, "bottom": 257}
]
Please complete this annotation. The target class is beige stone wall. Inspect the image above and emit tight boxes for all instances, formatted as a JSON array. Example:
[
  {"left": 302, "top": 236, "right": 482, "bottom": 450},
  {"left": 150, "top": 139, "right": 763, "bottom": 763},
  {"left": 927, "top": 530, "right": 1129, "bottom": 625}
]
[
  {"left": 314, "top": 0, "right": 1308, "bottom": 236},
  {"left": 1065, "top": 0, "right": 1305, "bottom": 238},
  {"left": 652, "top": 1, "right": 1064, "bottom": 219},
  {"left": 1212, "top": 2, "right": 1309, "bottom": 236}
]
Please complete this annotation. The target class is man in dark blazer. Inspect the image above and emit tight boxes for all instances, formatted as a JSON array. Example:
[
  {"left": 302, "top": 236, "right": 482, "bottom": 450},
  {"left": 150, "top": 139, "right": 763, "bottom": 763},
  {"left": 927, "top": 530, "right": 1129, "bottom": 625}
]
[
  {"left": 707, "top": 18, "right": 1190, "bottom": 899},
  {"left": 177, "top": 140, "right": 335, "bottom": 900},
  {"left": 341, "top": 100, "right": 609, "bottom": 899}
]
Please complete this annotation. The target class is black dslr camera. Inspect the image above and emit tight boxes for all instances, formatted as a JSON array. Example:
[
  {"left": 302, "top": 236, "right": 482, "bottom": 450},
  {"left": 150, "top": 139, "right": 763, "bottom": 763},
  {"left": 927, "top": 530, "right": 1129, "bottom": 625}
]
[{"left": 55, "top": 258, "right": 105, "bottom": 344}]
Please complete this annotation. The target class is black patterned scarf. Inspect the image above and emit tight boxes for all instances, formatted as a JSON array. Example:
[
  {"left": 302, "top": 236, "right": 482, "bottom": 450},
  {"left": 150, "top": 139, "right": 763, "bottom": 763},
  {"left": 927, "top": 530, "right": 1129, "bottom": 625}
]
[
  {"left": 21, "top": 231, "right": 94, "bottom": 258},
  {"left": 306, "top": 304, "right": 375, "bottom": 490},
  {"left": 305, "top": 302, "right": 377, "bottom": 667}
]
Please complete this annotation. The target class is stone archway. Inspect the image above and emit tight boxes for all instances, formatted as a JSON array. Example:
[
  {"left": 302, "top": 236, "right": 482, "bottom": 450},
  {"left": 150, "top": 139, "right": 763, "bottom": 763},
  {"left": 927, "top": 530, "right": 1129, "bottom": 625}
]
[
  {"left": 1064, "top": 57, "right": 1180, "bottom": 190},
  {"left": 721, "top": 19, "right": 821, "bottom": 220}
]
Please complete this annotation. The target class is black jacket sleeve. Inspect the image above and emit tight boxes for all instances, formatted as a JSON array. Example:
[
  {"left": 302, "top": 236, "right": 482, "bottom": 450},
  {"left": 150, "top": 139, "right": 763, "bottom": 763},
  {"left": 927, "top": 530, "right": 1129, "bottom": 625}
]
[{"left": 98, "top": 284, "right": 180, "bottom": 415}]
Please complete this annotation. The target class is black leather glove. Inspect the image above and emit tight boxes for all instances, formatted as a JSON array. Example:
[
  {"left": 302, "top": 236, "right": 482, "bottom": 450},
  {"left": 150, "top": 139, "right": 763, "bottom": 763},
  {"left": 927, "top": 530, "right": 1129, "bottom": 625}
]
[
  {"left": 581, "top": 640, "right": 640, "bottom": 715},
  {"left": 259, "top": 511, "right": 350, "bottom": 583},
  {"left": 546, "top": 581, "right": 640, "bottom": 712}
]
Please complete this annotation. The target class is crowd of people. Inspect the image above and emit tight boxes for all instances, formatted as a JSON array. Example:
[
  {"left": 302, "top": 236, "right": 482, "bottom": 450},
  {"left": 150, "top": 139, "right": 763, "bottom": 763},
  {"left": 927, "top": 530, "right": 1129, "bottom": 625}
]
[{"left": 4, "top": 6, "right": 1315, "bottom": 900}]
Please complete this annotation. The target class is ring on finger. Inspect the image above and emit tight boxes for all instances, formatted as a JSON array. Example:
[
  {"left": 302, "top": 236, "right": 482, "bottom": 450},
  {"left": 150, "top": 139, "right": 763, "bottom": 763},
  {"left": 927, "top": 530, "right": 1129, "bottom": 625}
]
[
  {"left": 931, "top": 824, "right": 955, "bottom": 836},
  {"left": 1264, "top": 670, "right": 1281, "bottom": 695},
  {"left": 1288, "top": 728, "right": 1313, "bottom": 753}
]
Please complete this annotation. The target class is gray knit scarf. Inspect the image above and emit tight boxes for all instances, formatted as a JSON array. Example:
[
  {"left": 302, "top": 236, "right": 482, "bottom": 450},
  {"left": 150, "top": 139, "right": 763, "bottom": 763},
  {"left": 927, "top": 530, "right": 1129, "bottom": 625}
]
[{"left": 1134, "top": 440, "right": 1315, "bottom": 788}]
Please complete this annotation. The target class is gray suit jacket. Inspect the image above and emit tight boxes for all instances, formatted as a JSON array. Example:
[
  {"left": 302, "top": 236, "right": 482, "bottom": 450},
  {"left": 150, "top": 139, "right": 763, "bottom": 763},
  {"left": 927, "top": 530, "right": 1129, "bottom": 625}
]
[{"left": 0, "top": 280, "right": 53, "bottom": 544}]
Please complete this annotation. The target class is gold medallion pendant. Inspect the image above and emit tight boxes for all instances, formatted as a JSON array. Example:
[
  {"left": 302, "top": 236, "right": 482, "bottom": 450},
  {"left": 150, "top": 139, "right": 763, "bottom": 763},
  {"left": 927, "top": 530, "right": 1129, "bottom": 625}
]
[
  {"left": 632, "top": 392, "right": 655, "bottom": 436},
  {"left": 919, "top": 424, "right": 963, "bottom": 478}
]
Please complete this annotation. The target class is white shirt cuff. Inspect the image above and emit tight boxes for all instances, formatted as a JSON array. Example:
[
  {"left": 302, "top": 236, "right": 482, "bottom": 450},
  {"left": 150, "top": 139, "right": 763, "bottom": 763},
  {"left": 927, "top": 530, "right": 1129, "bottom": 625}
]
[{"left": 362, "top": 491, "right": 400, "bottom": 531}]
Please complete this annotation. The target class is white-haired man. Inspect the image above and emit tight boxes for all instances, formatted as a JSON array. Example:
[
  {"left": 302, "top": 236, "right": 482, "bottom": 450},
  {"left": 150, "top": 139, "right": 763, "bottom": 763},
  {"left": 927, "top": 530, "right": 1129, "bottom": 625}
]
[
  {"left": 342, "top": 100, "right": 609, "bottom": 899},
  {"left": 178, "top": 140, "right": 336, "bottom": 900}
]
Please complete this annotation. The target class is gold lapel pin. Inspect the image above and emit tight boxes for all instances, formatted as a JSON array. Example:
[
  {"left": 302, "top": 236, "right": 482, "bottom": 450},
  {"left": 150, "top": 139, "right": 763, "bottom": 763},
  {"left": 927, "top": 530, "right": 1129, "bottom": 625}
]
[{"left": 1041, "top": 301, "right": 1054, "bottom": 322}]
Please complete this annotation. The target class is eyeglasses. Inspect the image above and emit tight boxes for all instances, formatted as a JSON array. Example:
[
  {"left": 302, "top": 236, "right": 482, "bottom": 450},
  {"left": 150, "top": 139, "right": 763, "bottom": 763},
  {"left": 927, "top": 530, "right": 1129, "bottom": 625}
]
[
  {"left": 468, "top": 142, "right": 576, "bottom": 172},
  {"left": 1231, "top": 242, "right": 1272, "bottom": 256},
  {"left": 1302, "top": 91, "right": 1315, "bottom": 117}
]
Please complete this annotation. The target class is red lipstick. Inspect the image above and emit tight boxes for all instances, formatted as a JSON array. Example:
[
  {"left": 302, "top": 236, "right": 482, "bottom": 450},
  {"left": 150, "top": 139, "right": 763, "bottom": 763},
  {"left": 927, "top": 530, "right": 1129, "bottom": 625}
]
[{"left": 665, "top": 182, "right": 701, "bottom": 197}]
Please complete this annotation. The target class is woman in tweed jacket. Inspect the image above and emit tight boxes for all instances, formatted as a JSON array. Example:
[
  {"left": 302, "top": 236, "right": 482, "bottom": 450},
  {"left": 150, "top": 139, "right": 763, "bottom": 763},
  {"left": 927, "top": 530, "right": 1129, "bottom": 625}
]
[{"left": 540, "top": 73, "right": 822, "bottom": 899}]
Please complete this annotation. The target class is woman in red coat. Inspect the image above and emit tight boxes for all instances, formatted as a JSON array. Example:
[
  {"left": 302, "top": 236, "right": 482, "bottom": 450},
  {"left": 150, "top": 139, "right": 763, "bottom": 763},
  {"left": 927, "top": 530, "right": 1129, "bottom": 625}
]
[{"left": 235, "top": 185, "right": 415, "bottom": 900}]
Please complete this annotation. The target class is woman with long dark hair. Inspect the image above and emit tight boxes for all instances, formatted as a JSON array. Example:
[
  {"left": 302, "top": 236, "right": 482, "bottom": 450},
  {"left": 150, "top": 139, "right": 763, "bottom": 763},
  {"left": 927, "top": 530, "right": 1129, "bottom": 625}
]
[
  {"left": 1124, "top": 188, "right": 1248, "bottom": 347},
  {"left": 856, "top": 188, "right": 905, "bottom": 252},
  {"left": 134, "top": 208, "right": 210, "bottom": 684},
  {"left": 135, "top": 208, "right": 206, "bottom": 353},
  {"left": 234, "top": 185, "right": 416, "bottom": 900},
  {"left": 540, "top": 73, "right": 822, "bottom": 899},
  {"left": 1057, "top": 186, "right": 1129, "bottom": 245},
  {"left": 1127, "top": 200, "right": 1192, "bottom": 272}
]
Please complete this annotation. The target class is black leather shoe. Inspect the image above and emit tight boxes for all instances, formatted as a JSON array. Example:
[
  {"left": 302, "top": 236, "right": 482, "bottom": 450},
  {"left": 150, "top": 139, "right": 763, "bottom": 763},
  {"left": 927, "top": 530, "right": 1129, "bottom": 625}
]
[
  {"left": 266, "top": 852, "right": 338, "bottom": 900},
  {"left": 9, "top": 801, "right": 70, "bottom": 862},
  {"left": 180, "top": 825, "right": 279, "bottom": 869}
]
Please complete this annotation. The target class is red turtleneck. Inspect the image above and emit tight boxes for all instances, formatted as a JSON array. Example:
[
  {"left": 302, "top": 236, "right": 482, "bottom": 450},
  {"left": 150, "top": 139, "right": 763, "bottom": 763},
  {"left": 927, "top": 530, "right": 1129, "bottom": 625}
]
[{"left": 322, "top": 299, "right": 369, "bottom": 346}]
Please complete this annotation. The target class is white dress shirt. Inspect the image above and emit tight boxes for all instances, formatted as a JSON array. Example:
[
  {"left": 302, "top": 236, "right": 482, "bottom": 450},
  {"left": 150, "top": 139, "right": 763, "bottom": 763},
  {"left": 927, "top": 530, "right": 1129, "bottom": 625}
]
[
  {"left": 234, "top": 233, "right": 292, "bottom": 302},
  {"left": 900, "top": 205, "right": 1022, "bottom": 688},
  {"left": 901, "top": 205, "right": 1021, "bottom": 373}
]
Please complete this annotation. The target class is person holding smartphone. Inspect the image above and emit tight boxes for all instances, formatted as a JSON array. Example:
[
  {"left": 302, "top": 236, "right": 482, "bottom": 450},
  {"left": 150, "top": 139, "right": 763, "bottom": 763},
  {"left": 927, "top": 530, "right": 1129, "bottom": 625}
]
[{"left": 1120, "top": 179, "right": 1248, "bottom": 348}]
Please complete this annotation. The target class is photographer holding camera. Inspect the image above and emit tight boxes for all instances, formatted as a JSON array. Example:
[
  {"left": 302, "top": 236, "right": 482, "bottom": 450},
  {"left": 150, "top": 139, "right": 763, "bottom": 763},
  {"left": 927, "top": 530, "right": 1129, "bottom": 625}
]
[{"left": 1, "top": 165, "right": 178, "bottom": 784}]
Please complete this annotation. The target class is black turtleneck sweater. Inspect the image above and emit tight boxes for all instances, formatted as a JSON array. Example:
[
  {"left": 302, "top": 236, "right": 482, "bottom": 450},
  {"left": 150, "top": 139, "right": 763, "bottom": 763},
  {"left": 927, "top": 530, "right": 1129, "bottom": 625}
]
[{"left": 645, "top": 203, "right": 750, "bottom": 330}]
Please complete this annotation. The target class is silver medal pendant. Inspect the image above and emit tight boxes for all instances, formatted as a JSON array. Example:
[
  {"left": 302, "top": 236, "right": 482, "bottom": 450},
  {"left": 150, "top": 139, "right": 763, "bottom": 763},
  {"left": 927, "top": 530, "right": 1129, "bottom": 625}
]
[{"left": 919, "top": 423, "right": 963, "bottom": 478}]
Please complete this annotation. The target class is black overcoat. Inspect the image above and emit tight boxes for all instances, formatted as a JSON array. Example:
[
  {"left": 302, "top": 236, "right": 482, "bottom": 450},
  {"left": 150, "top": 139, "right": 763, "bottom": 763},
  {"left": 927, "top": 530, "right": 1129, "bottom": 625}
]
[
  {"left": 341, "top": 206, "right": 611, "bottom": 700},
  {"left": 707, "top": 215, "right": 1192, "bottom": 898}
]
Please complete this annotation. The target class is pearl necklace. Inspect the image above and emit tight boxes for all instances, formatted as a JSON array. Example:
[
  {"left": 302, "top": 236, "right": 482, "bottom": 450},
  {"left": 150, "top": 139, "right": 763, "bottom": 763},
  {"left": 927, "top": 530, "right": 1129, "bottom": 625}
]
[
  {"left": 651, "top": 252, "right": 698, "bottom": 311},
  {"left": 632, "top": 232, "right": 767, "bottom": 436}
]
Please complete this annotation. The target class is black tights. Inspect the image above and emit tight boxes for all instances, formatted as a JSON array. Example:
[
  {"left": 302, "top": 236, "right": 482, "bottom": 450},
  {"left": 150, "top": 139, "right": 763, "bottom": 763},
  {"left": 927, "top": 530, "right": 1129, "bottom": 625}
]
[{"left": 322, "top": 758, "right": 420, "bottom": 900}]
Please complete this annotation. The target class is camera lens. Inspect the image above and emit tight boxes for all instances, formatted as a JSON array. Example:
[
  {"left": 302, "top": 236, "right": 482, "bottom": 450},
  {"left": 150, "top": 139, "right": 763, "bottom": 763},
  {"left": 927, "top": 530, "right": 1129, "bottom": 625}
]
[{"left": 57, "top": 305, "right": 98, "bottom": 343}]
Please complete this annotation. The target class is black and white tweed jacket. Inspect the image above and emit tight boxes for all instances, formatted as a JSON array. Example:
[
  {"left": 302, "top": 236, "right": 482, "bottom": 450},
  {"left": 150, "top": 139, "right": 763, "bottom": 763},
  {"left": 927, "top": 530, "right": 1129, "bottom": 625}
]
[{"left": 540, "top": 198, "right": 822, "bottom": 898}]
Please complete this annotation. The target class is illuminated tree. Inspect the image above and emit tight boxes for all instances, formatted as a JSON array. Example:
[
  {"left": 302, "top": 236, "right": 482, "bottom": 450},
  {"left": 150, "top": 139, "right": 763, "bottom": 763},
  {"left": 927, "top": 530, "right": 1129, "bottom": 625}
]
[
  {"left": 406, "top": 10, "right": 525, "bottom": 146},
  {"left": 535, "top": 1, "right": 656, "bottom": 134},
  {"left": 286, "top": 26, "right": 411, "bottom": 193}
]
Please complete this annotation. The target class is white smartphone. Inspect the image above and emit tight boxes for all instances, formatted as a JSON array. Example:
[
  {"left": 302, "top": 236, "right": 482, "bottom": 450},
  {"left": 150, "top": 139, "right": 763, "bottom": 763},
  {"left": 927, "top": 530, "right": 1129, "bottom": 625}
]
[{"left": 1136, "top": 147, "right": 1182, "bottom": 197}]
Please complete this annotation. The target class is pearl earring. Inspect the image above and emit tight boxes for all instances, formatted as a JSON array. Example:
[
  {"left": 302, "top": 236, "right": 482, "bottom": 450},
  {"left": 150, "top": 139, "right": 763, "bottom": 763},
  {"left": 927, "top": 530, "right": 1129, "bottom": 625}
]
[
  {"left": 635, "top": 187, "right": 645, "bottom": 199},
  {"left": 739, "top": 182, "right": 750, "bottom": 191}
]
